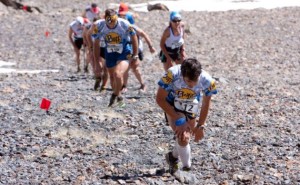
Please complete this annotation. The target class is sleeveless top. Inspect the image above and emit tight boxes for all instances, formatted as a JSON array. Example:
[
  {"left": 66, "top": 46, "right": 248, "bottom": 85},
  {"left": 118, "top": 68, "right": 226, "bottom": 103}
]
[
  {"left": 69, "top": 21, "right": 83, "bottom": 38},
  {"left": 165, "top": 26, "right": 184, "bottom": 49},
  {"left": 85, "top": 5, "right": 100, "bottom": 22}
]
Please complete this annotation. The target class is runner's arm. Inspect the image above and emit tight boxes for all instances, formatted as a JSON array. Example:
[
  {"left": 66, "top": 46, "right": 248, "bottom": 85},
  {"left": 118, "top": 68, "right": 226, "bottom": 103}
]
[
  {"left": 82, "top": 10, "right": 87, "bottom": 18},
  {"left": 197, "top": 95, "right": 211, "bottom": 127},
  {"left": 85, "top": 27, "right": 93, "bottom": 50},
  {"left": 156, "top": 87, "right": 182, "bottom": 120},
  {"left": 160, "top": 28, "right": 172, "bottom": 60},
  {"left": 135, "top": 27, "right": 156, "bottom": 53},
  {"left": 68, "top": 28, "right": 75, "bottom": 47},
  {"left": 131, "top": 34, "right": 139, "bottom": 58}
]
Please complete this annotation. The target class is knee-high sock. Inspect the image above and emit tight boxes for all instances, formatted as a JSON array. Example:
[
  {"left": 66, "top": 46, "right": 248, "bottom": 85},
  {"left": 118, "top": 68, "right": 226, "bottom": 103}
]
[{"left": 176, "top": 142, "right": 191, "bottom": 168}]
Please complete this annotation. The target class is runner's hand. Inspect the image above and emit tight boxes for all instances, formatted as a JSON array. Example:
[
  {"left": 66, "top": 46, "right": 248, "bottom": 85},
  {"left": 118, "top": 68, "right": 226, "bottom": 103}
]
[
  {"left": 175, "top": 123, "right": 190, "bottom": 139},
  {"left": 149, "top": 46, "right": 156, "bottom": 53},
  {"left": 194, "top": 127, "right": 204, "bottom": 142}
]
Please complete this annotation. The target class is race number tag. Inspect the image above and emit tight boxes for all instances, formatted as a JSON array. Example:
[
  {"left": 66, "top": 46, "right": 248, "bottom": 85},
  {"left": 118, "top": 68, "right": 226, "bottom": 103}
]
[
  {"left": 174, "top": 97, "right": 199, "bottom": 114},
  {"left": 106, "top": 44, "right": 123, "bottom": 53},
  {"left": 171, "top": 42, "right": 183, "bottom": 49}
]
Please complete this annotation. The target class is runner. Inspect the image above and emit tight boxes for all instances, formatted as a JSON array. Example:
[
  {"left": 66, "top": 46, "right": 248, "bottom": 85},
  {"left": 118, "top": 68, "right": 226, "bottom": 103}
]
[
  {"left": 68, "top": 16, "right": 89, "bottom": 72},
  {"left": 91, "top": 9, "right": 138, "bottom": 107},
  {"left": 82, "top": 18, "right": 93, "bottom": 73},
  {"left": 82, "top": 3, "right": 101, "bottom": 22},
  {"left": 118, "top": 2, "right": 139, "bottom": 24},
  {"left": 159, "top": 11, "right": 186, "bottom": 71},
  {"left": 122, "top": 25, "right": 156, "bottom": 93},
  {"left": 156, "top": 58, "right": 217, "bottom": 174},
  {"left": 85, "top": 18, "right": 109, "bottom": 91}
]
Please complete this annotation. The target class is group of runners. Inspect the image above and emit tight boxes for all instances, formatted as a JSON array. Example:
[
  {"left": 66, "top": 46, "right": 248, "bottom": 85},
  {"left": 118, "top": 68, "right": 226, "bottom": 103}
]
[{"left": 68, "top": 2, "right": 218, "bottom": 176}]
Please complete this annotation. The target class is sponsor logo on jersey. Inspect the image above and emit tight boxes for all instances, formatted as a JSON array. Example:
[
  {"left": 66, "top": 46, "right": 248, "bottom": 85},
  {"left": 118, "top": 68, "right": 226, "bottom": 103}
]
[
  {"left": 105, "top": 32, "right": 121, "bottom": 44},
  {"left": 93, "top": 26, "right": 98, "bottom": 34},
  {"left": 126, "top": 54, "right": 132, "bottom": 60},
  {"left": 162, "top": 70, "right": 173, "bottom": 84},
  {"left": 209, "top": 80, "right": 216, "bottom": 91},
  {"left": 176, "top": 88, "right": 196, "bottom": 99},
  {"left": 128, "top": 26, "right": 135, "bottom": 34}
]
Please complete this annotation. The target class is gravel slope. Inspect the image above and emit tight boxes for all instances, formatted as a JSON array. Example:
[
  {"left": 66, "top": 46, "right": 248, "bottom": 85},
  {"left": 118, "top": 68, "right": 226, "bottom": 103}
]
[{"left": 0, "top": 0, "right": 299, "bottom": 184}]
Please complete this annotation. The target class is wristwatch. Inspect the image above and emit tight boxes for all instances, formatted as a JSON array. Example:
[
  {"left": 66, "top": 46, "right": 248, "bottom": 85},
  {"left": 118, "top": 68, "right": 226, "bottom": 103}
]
[
  {"left": 196, "top": 124, "right": 204, "bottom": 129},
  {"left": 132, "top": 55, "right": 138, "bottom": 60}
]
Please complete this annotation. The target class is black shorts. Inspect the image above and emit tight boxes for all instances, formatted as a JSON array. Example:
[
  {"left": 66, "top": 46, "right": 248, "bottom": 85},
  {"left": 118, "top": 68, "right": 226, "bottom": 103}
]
[
  {"left": 74, "top": 38, "right": 83, "bottom": 50},
  {"left": 100, "top": 47, "right": 106, "bottom": 59},
  {"left": 159, "top": 46, "right": 182, "bottom": 63},
  {"left": 138, "top": 49, "right": 144, "bottom": 61}
]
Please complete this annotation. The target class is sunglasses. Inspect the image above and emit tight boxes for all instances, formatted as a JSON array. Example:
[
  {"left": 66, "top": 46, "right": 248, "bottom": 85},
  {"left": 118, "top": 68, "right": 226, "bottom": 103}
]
[{"left": 172, "top": 20, "right": 181, "bottom": 23}]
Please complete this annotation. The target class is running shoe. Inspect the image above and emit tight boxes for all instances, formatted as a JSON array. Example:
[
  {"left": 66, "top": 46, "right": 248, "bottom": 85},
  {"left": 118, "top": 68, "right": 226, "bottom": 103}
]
[
  {"left": 117, "top": 96, "right": 125, "bottom": 107},
  {"left": 99, "top": 86, "right": 106, "bottom": 93},
  {"left": 94, "top": 78, "right": 101, "bottom": 91},
  {"left": 108, "top": 93, "right": 117, "bottom": 107},
  {"left": 182, "top": 166, "right": 191, "bottom": 172},
  {"left": 165, "top": 152, "right": 179, "bottom": 174},
  {"left": 84, "top": 64, "right": 89, "bottom": 73}
]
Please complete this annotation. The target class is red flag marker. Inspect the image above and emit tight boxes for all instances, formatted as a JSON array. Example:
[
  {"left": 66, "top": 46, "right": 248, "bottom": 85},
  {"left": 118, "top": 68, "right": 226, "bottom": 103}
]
[
  {"left": 40, "top": 98, "right": 51, "bottom": 111},
  {"left": 22, "top": 5, "right": 28, "bottom": 11},
  {"left": 45, "top": 31, "right": 50, "bottom": 37}
]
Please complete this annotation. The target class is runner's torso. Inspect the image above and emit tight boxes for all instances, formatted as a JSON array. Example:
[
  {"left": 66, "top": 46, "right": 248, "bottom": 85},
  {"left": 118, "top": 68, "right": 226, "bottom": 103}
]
[
  {"left": 70, "top": 21, "right": 83, "bottom": 38},
  {"left": 92, "top": 18, "right": 136, "bottom": 54},
  {"left": 165, "top": 26, "right": 184, "bottom": 49},
  {"left": 158, "top": 65, "right": 217, "bottom": 115}
]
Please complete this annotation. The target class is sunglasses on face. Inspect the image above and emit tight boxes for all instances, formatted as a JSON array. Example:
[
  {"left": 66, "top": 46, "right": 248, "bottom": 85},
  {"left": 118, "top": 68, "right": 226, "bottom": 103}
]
[{"left": 172, "top": 20, "right": 181, "bottom": 23}]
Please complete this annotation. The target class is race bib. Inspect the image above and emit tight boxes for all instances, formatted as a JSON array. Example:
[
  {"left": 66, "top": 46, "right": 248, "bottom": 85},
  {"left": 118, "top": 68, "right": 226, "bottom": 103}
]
[
  {"left": 171, "top": 42, "right": 183, "bottom": 49},
  {"left": 106, "top": 44, "right": 123, "bottom": 53},
  {"left": 174, "top": 97, "right": 199, "bottom": 114}
]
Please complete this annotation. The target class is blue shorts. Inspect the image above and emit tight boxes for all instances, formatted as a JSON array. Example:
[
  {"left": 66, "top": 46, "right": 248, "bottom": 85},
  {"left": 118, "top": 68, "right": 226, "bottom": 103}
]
[{"left": 105, "top": 49, "right": 131, "bottom": 68}]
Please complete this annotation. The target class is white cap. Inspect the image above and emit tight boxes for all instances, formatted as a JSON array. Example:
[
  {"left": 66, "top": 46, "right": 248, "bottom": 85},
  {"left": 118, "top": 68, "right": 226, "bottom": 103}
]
[{"left": 76, "top": 16, "right": 84, "bottom": 25}]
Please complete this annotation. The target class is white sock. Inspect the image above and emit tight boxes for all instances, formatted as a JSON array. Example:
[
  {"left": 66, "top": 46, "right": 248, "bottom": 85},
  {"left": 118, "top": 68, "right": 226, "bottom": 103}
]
[{"left": 176, "top": 142, "right": 191, "bottom": 168}]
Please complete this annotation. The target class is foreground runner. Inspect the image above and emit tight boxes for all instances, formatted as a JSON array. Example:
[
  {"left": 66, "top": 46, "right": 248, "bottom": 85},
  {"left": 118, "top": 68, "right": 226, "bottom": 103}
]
[
  {"left": 156, "top": 58, "right": 217, "bottom": 174},
  {"left": 92, "top": 9, "right": 138, "bottom": 107},
  {"left": 159, "top": 11, "right": 186, "bottom": 71}
]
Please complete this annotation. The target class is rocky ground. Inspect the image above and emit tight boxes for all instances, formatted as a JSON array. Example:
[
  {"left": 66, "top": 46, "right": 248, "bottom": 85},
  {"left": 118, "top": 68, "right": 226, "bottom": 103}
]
[{"left": 0, "top": 0, "right": 299, "bottom": 184}]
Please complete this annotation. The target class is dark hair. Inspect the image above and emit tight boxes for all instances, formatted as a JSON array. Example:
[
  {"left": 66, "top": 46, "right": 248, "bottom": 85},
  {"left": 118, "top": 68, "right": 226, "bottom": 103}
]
[
  {"left": 91, "top": 3, "right": 97, "bottom": 8},
  {"left": 181, "top": 58, "right": 202, "bottom": 81},
  {"left": 105, "top": 9, "right": 117, "bottom": 18}
]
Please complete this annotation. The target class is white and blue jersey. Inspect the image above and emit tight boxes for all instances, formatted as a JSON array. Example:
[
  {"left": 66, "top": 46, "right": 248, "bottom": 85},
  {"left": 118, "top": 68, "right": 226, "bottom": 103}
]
[
  {"left": 158, "top": 65, "right": 217, "bottom": 117},
  {"left": 92, "top": 18, "right": 136, "bottom": 68}
]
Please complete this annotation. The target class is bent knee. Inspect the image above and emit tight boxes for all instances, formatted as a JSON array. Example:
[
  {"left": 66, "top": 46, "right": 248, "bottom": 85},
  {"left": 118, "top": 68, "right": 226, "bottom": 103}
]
[{"left": 177, "top": 137, "right": 190, "bottom": 146}]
